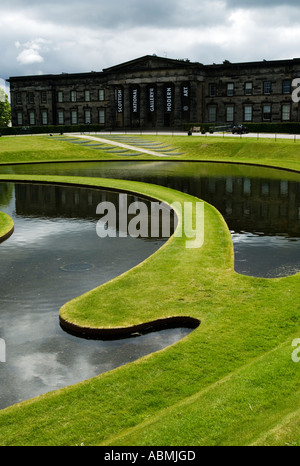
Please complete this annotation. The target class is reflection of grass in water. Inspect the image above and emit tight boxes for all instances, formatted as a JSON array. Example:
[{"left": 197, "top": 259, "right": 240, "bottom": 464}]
[{"left": 0, "top": 182, "right": 13, "bottom": 206}]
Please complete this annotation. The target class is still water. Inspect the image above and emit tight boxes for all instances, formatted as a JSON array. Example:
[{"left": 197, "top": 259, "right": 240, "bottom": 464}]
[
  {"left": 0, "top": 182, "right": 190, "bottom": 409},
  {"left": 1, "top": 159, "right": 300, "bottom": 409},
  {"left": 2, "top": 160, "right": 300, "bottom": 277}
]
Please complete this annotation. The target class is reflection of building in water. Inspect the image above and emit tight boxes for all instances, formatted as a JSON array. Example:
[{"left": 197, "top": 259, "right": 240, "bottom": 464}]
[
  {"left": 14, "top": 183, "right": 175, "bottom": 239},
  {"left": 14, "top": 177, "right": 300, "bottom": 237}
]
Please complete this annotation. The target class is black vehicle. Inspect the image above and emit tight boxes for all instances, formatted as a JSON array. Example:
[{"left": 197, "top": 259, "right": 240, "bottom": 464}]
[{"left": 232, "top": 124, "right": 249, "bottom": 134}]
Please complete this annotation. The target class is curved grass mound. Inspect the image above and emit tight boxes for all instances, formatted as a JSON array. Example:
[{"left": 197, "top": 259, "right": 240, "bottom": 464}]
[
  {"left": 0, "top": 174, "right": 299, "bottom": 446},
  {"left": 0, "top": 211, "right": 14, "bottom": 243}
]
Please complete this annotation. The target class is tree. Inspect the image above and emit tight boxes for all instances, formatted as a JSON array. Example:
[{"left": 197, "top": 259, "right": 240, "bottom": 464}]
[{"left": 0, "top": 88, "right": 11, "bottom": 127}]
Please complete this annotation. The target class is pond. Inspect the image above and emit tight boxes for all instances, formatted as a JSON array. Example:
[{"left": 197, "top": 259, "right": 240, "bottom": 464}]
[
  {"left": 1, "top": 159, "right": 300, "bottom": 409},
  {"left": 2, "top": 160, "right": 300, "bottom": 278},
  {"left": 0, "top": 182, "right": 191, "bottom": 409}
]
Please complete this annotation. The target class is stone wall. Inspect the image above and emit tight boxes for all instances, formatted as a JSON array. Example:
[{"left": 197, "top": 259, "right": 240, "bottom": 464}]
[{"left": 7, "top": 55, "right": 300, "bottom": 129}]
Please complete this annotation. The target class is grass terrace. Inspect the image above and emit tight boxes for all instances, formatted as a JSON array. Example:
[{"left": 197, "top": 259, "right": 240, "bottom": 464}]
[{"left": 0, "top": 133, "right": 299, "bottom": 446}]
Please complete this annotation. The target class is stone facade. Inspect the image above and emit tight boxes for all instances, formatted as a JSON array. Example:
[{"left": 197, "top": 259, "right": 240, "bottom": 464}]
[{"left": 7, "top": 55, "right": 300, "bottom": 129}]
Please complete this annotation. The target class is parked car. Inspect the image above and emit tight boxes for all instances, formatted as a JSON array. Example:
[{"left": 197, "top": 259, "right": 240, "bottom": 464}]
[{"left": 232, "top": 124, "right": 249, "bottom": 134}]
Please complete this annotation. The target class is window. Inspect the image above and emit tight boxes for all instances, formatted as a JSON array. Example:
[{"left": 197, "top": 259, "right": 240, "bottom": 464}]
[
  {"left": 245, "top": 82, "right": 253, "bottom": 95},
  {"left": 28, "top": 93, "right": 34, "bottom": 104},
  {"left": 29, "top": 111, "right": 35, "bottom": 125},
  {"left": 16, "top": 93, "right": 22, "bottom": 105},
  {"left": 226, "top": 105, "right": 234, "bottom": 122},
  {"left": 58, "top": 111, "right": 64, "bottom": 125},
  {"left": 263, "top": 81, "right": 272, "bottom": 95},
  {"left": 227, "top": 83, "right": 234, "bottom": 97},
  {"left": 41, "top": 92, "right": 47, "bottom": 103},
  {"left": 99, "top": 89, "right": 105, "bottom": 101},
  {"left": 282, "top": 80, "right": 291, "bottom": 94},
  {"left": 71, "top": 91, "right": 77, "bottom": 102},
  {"left": 84, "top": 109, "right": 91, "bottom": 124},
  {"left": 208, "top": 106, "right": 217, "bottom": 123},
  {"left": 71, "top": 110, "right": 77, "bottom": 124},
  {"left": 57, "top": 91, "right": 63, "bottom": 103},
  {"left": 282, "top": 104, "right": 291, "bottom": 121},
  {"left": 209, "top": 83, "right": 217, "bottom": 97},
  {"left": 41, "top": 111, "right": 48, "bottom": 125},
  {"left": 244, "top": 105, "right": 253, "bottom": 122},
  {"left": 99, "top": 109, "right": 105, "bottom": 124},
  {"left": 17, "top": 112, "right": 23, "bottom": 126},
  {"left": 263, "top": 104, "right": 271, "bottom": 121},
  {"left": 85, "top": 90, "right": 90, "bottom": 102}
]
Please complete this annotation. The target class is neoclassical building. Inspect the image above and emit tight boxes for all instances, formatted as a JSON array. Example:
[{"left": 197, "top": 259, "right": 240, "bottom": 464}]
[{"left": 7, "top": 54, "right": 300, "bottom": 130}]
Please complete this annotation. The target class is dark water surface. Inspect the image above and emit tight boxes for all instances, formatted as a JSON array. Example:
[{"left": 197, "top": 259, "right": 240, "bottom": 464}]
[
  {"left": 2, "top": 160, "right": 300, "bottom": 278},
  {"left": 1, "top": 159, "right": 300, "bottom": 409},
  {"left": 0, "top": 182, "right": 190, "bottom": 409}
]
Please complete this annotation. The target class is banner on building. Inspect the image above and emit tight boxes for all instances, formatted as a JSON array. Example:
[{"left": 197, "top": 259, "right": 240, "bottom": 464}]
[
  {"left": 182, "top": 84, "right": 190, "bottom": 112},
  {"left": 131, "top": 87, "right": 140, "bottom": 114},
  {"left": 117, "top": 88, "right": 123, "bottom": 113},
  {"left": 165, "top": 85, "right": 174, "bottom": 113},
  {"left": 148, "top": 86, "right": 156, "bottom": 113}
]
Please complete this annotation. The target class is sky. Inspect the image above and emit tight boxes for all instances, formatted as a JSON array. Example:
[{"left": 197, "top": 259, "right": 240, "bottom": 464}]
[{"left": 1, "top": 0, "right": 300, "bottom": 95}]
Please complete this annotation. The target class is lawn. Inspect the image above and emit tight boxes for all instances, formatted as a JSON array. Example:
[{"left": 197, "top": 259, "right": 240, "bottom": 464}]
[
  {"left": 0, "top": 211, "right": 14, "bottom": 243},
  {"left": 0, "top": 133, "right": 299, "bottom": 446}
]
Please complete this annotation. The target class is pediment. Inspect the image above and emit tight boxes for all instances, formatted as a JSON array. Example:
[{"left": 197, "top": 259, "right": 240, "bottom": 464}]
[{"left": 103, "top": 55, "right": 196, "bottom": 74}]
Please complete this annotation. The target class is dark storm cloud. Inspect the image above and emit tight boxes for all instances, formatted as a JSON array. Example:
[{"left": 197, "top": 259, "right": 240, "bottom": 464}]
[{"left": 2, "top": 0, "right": 229, "bottom": 29}]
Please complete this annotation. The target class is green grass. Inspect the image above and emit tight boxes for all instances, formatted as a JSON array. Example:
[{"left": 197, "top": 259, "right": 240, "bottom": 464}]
[
  {"left": 1, "top": 133, "right": 300, "bottom": 169},
  {"left": 0, "top": 134, "right": 299, "bottom": 446},
  {"left": 0, "top": 211, "right": 14, "bottom": 242}
]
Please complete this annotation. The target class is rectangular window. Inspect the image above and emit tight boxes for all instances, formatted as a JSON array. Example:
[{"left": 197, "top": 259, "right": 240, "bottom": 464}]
[
  {"left": 16, "top": 93, "right": 22, "bottom": 105},
  {"left": 28, "top": 93, "right": 34, "bottom": 104},
  {"left": 245, "top": 82, "right": 253, "bottom": 95},
  {"left": 263, "top": 81, "right": 272, "bottom": 95},
  {"left": 58, "top": 111, "right": 64, "bottom": 125},
  {"left": 41, "top": 111, "right": 48, "bottom": 125},
  {"left": 282, "top": 104, "right": 291, "bottom": 121},
  {"left": 57, "top": 91, "right": 63, "bottom": 103},
  {"left": 29, "top": 111, "right": 35, "bottom": 125},
  {"left": 208, "top": 106, "right": 217, "bottom": 123},
  {"left": 209, "top": 83, "right": 217, "bottom": 97},
  {"left": 99, "top": 89, "right": 105, "bottom": 101},
  {"left": 84, "top": 109, "right": 91, "bottom": 124},
  {"left": 226, "top": 105, "right": 234, "bottom": 122},
  {"left": 71, "top": 110, "right": 77, "bottom": 124},
  {"left": 17, "top": 112, "right": 23, "bottom": 125},
  {"left": 71, "top": 91, "right": 77, "bottom": 102},
  {"left": 99, "top": 109, "right": 105, "bottom": 124},
  {"left": 227, "top": 83, "right": 234, "bottom": 97},
  {"left": 85, "top": 90, "right": 90, "bottom": 102},
  {"left": 244, "top": 105, "right": 253, "bottom": 122},
  {"left": 263, "top": 104, "right": 271, "bottom": 121},
  {"left": 282, "top": 80, "right": 291, "bottom": 94},
  {"left": 41, "top": 92, "right": 47, "bottom": 103}
]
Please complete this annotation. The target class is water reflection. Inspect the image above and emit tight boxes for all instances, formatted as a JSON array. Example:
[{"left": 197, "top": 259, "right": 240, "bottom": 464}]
[
  {"left": 0, "top": 182, "right": 191, "bottom": 410},
  {"left": 2, "top": 161, "right": 300, "bottom": 277}
]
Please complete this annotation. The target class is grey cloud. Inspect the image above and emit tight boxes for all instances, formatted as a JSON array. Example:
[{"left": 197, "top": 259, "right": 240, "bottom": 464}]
[
  {"left": 3, "top": 0, "right": 229, "bottom": 29},
  {"left": 226, "top": 0, "right": 300, "bottom": 7}
]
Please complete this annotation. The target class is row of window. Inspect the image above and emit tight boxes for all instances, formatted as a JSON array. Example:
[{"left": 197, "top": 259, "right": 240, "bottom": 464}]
[
  {"left": 15, "top": 89, "right": 106, "bottom": 105},
  {"left": 209, "top": 80, "right": 292, "bottom": 97},
  {"left": 208, "top": 103, "right": 292, "bottom": 123},
  {"left": 16, "top": 109, "right": 106, "bottom": 126}
]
